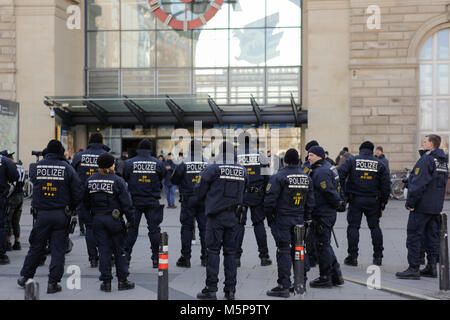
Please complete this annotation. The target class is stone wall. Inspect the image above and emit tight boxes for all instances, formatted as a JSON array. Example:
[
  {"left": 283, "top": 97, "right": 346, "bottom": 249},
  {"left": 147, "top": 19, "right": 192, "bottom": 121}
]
[
  {"left": 0, "top": 0, "right": 15, "bottom": 101},
  {"left": 349, "top": 0, "right": 450, "bottom": 170}
]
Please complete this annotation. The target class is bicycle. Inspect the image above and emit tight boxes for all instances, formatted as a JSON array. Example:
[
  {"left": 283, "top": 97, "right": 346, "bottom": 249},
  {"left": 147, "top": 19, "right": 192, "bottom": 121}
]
[{"left": 23, "top": 171, "right": 33, "bottom": 199}]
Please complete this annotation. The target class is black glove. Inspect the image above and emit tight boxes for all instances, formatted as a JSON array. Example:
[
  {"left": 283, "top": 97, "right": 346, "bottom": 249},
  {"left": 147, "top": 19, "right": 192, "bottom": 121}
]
[
  {"left": 304, "top": 212, "right": 312, "bottom": 226},
  {"left": 380, "top": 202, "right": 386, "bottom": 211},
  {"left": 336, "top": 201, "right": 346, "bottom": 212}
]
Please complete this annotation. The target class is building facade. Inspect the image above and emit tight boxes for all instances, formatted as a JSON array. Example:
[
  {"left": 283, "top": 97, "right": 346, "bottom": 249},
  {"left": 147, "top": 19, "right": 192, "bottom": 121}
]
[{"left": 2, "top": 0, "right": 450, "bottom": 170}]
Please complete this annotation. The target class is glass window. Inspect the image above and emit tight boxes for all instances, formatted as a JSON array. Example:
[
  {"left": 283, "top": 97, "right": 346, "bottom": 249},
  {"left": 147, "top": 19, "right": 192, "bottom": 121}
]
[
  {"left": 193, "top": 29, "right": 228, "bottom": 67},
  {"left": 122, "top": 31, "right": 156, "bottom": 68},
  {"left": 87, "top": 32, "right": 120, "bottom": 68},
  {"left": 437, "top": 100, "right": 449, "bottom": 131},
  {"left": 438, "top": 64, "right": 449, "bottom": 95},
  {"left": 420, "top": 100, "right": 433, "bottom": 130},
  {"left": 266, "top": 0, "right": 301, "bottom": 28},
  {"left": 229, "top": 0, "right": 266, "bottom": 29},
  {"left": 157, "top": 30, "right": 192, "bottom": 67},
  {"left": 266, "top": 28, "right": 301, "bottom": 66},
  {"left": 196, "top": 1, "right": 229, "bottom": 29},
  {"left": 230, "top": 28, "right": 265, "bottom": 67},
  {"left": 87, "top": 0, "right": 120, "bottom": 30},
  {"left": 121, "top": 0, "right": 156, "bottom": 30},
  {"left": 420, "top": 64, "right": 432, "bottom": 95},
  {"left": 421, "top": 37, "right": 432, "bottom": 60},
  {"left": 438, "top": 30, "right": 449, "bottom": 60}
]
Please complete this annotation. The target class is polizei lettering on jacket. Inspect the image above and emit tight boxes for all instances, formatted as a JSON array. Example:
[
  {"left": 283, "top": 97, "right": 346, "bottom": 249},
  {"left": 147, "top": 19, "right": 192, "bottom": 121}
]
[
  {"left": 287, "top": 174, "right": 309, "bottom": 189},
  {"left": 434, "top": 159, "right": 449, "bottom": 173},
  {"left": 186, "top": 161, "right": 207, "bottom": 174},
  {"left": 219, "top": 165, "right": 245, "bottom": 181},
  {"left": 81, "top": 154, "right": 99, "bottom": 167},
  {"left": 133, "top": 161, "right": 157, "bottom": 174},
  {"left": 237, "top": 154, "right": 260, "bottom": 166},
  {"left": 88, "top": 179, "right": 114, "bottom": 194},
  {"left": 36, "top": 165, "right": 66, "bottom": 181},
  {"left": 355, "top": 159, "right": 378, "bottom": 172}
]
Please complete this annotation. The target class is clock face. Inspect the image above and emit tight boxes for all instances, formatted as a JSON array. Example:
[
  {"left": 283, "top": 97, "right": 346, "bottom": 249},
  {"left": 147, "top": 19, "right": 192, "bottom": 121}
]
[{"left": 148, "top": 0, "right": 224, "bottom": 30}]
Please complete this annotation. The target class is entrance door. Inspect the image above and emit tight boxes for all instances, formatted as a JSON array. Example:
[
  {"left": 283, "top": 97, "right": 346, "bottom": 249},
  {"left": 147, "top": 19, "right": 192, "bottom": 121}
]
[{"left": 122, "top": 138, "right": 156, "bottom": 159}]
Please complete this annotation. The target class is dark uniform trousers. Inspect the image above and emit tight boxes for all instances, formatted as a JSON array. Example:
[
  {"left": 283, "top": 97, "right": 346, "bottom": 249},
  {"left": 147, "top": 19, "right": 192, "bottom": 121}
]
[
  {"left": 180, "top": 196, "right": 206, "bottom": 260},
  {"left": 271, "top": 216, "right": 310, "bottom": 289},
  {"left": 78, "top": 203, "right": 98, "bottom": 261},
  {"left": 0, "top": 201, "right": 7, "bottom": 255},
  {"left": 347, "top": 196, "right": 383, "bottom": 259},
  {"left": 407, "top": 211, "right": 440, "bottom": 268},
  {"left": 125, "top": 205, "right": 163, "bottom": 262},
  {"left": 205, "top": 209, "right": 238, "bottom": 293},
  {"left": 313, "top": 215, "right": 340, "bottom": 277},
  {"left": 92, "top": 214, "right": 129, "bottom": 282},
  {"left": 7, "top": 193, "right": 23, "bottom": 238},
  {"left": 20, "top": 209, "right": 69, "bottom": 283},
  {"left": 236, "top": 204, "right": 269, "bottom": 258}
]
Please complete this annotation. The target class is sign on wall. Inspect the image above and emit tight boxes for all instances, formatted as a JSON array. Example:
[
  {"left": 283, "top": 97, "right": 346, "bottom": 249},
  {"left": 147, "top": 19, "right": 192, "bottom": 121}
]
[{"left": 0, "top": 99, "right": 19, "bottom": 157}]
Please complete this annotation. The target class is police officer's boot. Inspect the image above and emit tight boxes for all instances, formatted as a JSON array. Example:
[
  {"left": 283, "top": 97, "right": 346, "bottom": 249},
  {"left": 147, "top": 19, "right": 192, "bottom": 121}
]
[
  {"left": 17, "top": 277, "right": 30, "bottom": 288},
  {"left": 197, "top": 287, "right": 217, "bottom": 300},
  {"left": 90, "top": 259, "right": 99, "bottom": 268},
  {"left": 420, "top": 257, "right": 438, "bottom": 278},
  {"left": 260, "top": 254, "right": 272, "bottom": 266},
  {"left": 12, "top": 242, "right": 21, "bottom": 250},
  {"left": 266, "top": 284, "right": 290, "bottom": 298},
  {"left": 100, "top": 281, "right": 112, "bottom": 292},
  {"left": 6, "top": 242, "right": 12, "bottom": 251},
  {"left": 344, "top": 255, "right": 357, "bottom": 266},
  {"left": 332, "top": 269, "right": 344, "bottom": 286},
  {"left": 395, "top": 267, "right": 420, "bottom": 280},
  {"left": 47, "top": 282, "right": 62, "bottom": 294},
  {"left": 176, "top": 256, "right": 191, "bottom": 268},
  {"left": 118, "top": 280, "right": 135, "bottom": 291},
  {"left": 0, "top": 254, "right": 10, "bottom": 265},
  {"left": 152, "top": 259, "right": 158, "bottom": 269},
  {"left": 224, "top": 290, "right": 235, "bottom": 300},
  {"left": 373, "top": 257, "right": 382, "bottom": 266},
  {"left": 309, "top": 276, "right": 333, "bottom": 288}
]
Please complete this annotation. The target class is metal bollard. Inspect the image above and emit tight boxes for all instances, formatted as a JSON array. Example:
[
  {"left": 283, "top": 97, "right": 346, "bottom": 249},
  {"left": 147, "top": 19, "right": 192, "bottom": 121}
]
[
  {"left": 24, "top": 279, "right": 39, "bottom": 300},
  {"left": 158, "top": 232, "right": 169, "bottom": 300},
  {"left": 439, "top": 213, "right": 449, "bottom": 291},
  {"left": 293, "top": 224, "right": 306, "bottom": 295}
]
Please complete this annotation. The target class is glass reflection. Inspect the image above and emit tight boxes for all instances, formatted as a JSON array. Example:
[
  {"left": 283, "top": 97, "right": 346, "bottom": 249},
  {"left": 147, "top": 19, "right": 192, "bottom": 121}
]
[
  {"left": 230, "top": 28, "right": 265, "bottom": 66},
  {"left": 438, "top": 30, "right": 449, "bottom": 60},
  {"left": 266, "top": 28, "right": 301, "bottom": 66},
  {"left": 266, "top": 0, "right": 301, "bottom": 27},
  {"left": 420, "top": 64, "right": 432, "bottom": 95},
  {"left": 193, "top": 29, "right": 228, "bottom": 67},
  {"left": 122, "top": 31, "right": 155, "bottom": 68},
  {"left": 420, "top": 100, "right": 433, "bottom": 130},
  {"left": 438, "top": 64, "right": 449, "bottom": 95},
  {"left": 87, "top": 0, "right": 120, "bottom": 30},
  {"left": 121, "top": 0, "right": 156, "bottom": 30},
  {"left": 88, "top": 32, "right": 120, "bottom": 68},
  {"left": 157, "top": 30, "right": 192, "bottom": 67},
  {"left": 437, "top": 100, "right": 449, "bottom": 131},
  {"left": 229, "top": 0, "right": 266, "bottom": 28},
  {"left": 420, "top": 37, "right": 432, "bottom": 60}
]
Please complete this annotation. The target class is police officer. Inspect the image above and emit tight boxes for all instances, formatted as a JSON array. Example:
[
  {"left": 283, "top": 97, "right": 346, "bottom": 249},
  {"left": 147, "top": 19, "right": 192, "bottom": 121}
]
[
  {"left": 122, "top": 139, "right": 165, "bottom": 268},
  {"left": 396, "top": 134, "right": 448, "bottom": 279},
  {"left": 171, "top": 139, "right": 208, "bottom": 268},
  {"left": 195, "top": 142, "right": 248, "bottom": 300},
  {"left": 0, "top": 150, "right": 19, "bottom": 264},
  {"left": 265, "top": 148, "right": 315, "bottom": 297},
  {"left": 307, "top": 146, "right": 344, "bottom": 288},
  {"left": 18, "top": 140, "right": 82, "bottom": 293},
  {"left": 300, "top": 140, "right": 319, "bottom": 267},
  {"left": 235, "top": 134, "right": 271, "bottom": 267},
  {"left": 72, "top": 133, "right": 111, "bottom": 267},
  {"left": 338, "top": 141, "right": 390, "bottom": 266},
  {"left": 84, "top": 153, "right": 135, "bottom": 292}
]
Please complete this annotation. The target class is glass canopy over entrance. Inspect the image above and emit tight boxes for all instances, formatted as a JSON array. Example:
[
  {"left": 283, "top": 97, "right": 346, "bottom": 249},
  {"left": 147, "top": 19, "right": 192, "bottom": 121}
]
[{"left": 44, "top": 94, "right": 307, "bottom": 127}]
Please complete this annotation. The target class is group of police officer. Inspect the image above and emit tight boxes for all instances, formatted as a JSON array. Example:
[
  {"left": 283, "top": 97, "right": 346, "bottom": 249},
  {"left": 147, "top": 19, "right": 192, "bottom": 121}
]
[{"left": 0, "top": 131, "right": 447, "bottom": 299}]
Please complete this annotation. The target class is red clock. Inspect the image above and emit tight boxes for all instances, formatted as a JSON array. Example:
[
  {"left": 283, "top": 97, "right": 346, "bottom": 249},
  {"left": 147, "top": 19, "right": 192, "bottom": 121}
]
[{"left": 148, "top": 0, "right": 224, "bottom": 30}]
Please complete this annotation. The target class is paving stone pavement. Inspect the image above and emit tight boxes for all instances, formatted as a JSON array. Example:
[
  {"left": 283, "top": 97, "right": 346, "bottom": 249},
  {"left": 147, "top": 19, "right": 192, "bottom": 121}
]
[{"left": 1, "top": 198, "right": 449, "bottom": 300}]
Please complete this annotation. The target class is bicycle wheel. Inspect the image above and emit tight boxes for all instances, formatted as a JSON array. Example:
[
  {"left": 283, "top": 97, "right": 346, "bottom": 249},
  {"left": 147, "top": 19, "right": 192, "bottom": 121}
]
[{"left": 391, "top": 180, "right": 404, "bottom": 200}]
